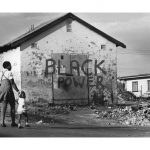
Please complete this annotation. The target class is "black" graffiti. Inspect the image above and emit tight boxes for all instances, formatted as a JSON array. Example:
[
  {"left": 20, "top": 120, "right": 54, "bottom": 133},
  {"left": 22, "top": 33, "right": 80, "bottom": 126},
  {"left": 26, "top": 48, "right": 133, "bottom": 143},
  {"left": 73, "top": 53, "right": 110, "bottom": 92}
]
[
  {"left": 46, "top": 58, "right": 106, "bottom": 89},
  {"left": 46, "top": 59, "right": 106, "bottom": 76}
]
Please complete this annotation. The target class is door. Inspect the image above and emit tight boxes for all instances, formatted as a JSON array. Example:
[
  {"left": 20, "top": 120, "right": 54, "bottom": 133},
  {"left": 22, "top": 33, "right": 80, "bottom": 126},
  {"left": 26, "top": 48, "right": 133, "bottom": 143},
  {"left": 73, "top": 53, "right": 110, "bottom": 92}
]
[{"left": 52, "top": 53, "right": 88, "bottom": 104}]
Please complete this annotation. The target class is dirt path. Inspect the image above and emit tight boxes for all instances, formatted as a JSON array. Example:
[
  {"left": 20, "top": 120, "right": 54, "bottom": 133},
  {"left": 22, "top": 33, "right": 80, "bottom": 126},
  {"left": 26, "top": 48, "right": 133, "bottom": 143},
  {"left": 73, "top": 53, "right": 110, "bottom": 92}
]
[
  {"left": 47, "top": 107, "right": 119, "bottom": 126},
  {"left": 1, "top": 105, "right": 118, "bottom": 127},
  {"left": 1, "top": 123, "right": 150, "bottom": 137}
]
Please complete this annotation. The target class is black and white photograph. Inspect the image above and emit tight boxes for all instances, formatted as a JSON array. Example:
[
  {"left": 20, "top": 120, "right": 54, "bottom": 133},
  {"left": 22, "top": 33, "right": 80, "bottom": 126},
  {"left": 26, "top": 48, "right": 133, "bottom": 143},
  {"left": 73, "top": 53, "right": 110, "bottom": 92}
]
[{"left": 1, "top": 1, "right": 150, "bottom": 141}]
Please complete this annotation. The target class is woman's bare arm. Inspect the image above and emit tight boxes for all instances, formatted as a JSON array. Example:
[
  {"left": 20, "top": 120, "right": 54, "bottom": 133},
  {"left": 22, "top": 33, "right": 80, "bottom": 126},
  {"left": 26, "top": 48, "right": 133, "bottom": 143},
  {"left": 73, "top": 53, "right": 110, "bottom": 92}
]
[{"left": 10, "top": 79, "right": 19, "bottom": 93}]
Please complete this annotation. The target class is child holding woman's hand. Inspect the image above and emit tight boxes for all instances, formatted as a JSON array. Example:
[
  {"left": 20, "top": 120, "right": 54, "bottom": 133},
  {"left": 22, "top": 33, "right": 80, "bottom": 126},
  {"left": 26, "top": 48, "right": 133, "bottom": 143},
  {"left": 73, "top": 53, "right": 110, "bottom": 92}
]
[{"left": 17, "top": 91, "right": 30, "bottom": 129}]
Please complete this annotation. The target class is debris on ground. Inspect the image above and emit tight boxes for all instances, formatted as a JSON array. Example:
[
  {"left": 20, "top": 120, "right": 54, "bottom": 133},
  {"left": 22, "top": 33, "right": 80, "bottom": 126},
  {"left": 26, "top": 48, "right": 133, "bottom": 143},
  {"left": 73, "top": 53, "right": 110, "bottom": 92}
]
[
  {"left": 96, "top": 102, "right": 150, "bottom": 126},
  {"left": 25, "top": 99, "right": 79, "bottom": 124},
  {"left": 27, "top": 100, "right": 70, "bottom": 115},
  {"left": 68, "top": 105, "right": 77, "bottom": 111},
  {"left": 90, "top": 105, "right": 96, "bottom": 110},
  {"left": 117, "top": 88, "right": 137, "bottom": 103},
  {"left": 36, "top": 120, "right": 43, "bottom": 124}
]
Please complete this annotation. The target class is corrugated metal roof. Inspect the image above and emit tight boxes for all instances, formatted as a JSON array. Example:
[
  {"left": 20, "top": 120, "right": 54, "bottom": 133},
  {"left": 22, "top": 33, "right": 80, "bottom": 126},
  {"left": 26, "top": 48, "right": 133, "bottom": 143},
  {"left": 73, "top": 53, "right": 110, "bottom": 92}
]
[{"left": 0, "top": 12, "right": 126, "bottom": 53}]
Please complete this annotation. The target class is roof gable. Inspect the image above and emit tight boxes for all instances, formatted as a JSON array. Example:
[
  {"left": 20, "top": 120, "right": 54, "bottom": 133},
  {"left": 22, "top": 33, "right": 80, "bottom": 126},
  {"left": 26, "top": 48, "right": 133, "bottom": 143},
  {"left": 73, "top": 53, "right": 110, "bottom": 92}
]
[{"left": 0, "top": 13, "right": 126, "bottom": 53}]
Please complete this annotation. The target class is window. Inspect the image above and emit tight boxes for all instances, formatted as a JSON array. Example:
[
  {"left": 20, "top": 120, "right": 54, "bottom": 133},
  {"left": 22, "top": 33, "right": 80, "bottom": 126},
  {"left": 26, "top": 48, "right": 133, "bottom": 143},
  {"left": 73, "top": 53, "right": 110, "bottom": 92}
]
[
  {"left": 132, "top": 81, "right": 138, "bottom": 92},
  {"left": 66, "top": 19, "right": 72, "bottom": 32},
  {"left": 31, "top": 42, "right": 37, "bottom": 48},
  {"left": 147, "top": 80, "right": 150, "bottom": 91},
  {"left": 66, "top": 23, "right": 72, "bottom": 32},
  {"left": 101, "top": 45, "right": 106, "bottom": 50},
  {"left": 61, "top": 55, "right": 64, "bottom": 59}
]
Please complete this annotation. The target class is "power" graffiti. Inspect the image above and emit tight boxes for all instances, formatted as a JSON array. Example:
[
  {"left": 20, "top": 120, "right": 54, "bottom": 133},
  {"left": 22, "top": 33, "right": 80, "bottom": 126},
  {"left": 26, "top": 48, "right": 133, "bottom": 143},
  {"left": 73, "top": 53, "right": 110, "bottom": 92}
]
[{"left": 45, "top": 58, "right": 106, "bottom": 89}]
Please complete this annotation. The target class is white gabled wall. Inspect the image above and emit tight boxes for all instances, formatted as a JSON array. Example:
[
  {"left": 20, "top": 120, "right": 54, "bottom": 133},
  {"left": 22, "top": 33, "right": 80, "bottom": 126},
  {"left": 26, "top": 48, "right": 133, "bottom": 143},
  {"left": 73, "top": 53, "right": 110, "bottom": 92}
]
[{"left": 20, "top": 19, "right": 117, "bottom": 104}]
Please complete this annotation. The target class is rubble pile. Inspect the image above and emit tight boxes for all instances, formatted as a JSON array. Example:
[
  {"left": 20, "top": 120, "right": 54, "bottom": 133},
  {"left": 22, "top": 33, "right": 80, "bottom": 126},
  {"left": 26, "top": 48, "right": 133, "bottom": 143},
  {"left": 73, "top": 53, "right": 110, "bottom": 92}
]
[
  {"left": 117, "top": 88, "right": 137, "bottom": 103},
  {"left": 96, "top": 104, "right": 150, "bottom": 126}
]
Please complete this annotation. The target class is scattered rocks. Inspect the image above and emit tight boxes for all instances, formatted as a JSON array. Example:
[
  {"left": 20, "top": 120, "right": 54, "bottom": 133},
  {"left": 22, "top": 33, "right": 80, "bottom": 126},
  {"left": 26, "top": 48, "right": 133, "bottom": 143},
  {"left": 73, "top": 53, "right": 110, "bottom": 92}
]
[
  {"left": 90, "top": 105, "right": 96, "bottom": 110},
  {"left": 36, "top": 120, "right": 43, "bottom": 124},
  {"left": 117, "top": 89, "right": 137, "bottom": 103},
  {"left": 69, "top": 105, "right": 77, "bottom": 111},
  {"left": 96, "top": 104, "right": 150, "bottom": 126},
  {"left": 27, "top": 101, "right": 71, "bottom": 116}
]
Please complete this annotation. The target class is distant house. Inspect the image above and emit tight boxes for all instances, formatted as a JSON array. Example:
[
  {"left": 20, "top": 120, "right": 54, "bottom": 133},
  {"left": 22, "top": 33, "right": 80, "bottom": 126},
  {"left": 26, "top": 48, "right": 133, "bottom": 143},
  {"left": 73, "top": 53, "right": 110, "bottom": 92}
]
[
  {"left": 0, "top": 13, "right": 126, "bottom": 105},
  {"left": 118, "top": 74, "right": 150, "bottom": 97}
]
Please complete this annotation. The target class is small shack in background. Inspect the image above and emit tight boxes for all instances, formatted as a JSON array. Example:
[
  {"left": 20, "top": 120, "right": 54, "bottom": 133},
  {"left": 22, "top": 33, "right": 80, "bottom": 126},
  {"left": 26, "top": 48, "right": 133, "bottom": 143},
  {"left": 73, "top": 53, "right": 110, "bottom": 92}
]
[{"left": 119, "top": 74, "right": 150, "bottom": 97}]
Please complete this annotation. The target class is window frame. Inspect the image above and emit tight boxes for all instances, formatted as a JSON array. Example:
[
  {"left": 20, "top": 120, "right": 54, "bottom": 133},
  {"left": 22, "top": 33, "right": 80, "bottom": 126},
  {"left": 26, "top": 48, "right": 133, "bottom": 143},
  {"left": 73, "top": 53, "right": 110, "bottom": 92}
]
[
  {"left": 101, "top": 44, "right": 106, "bottom": 50},
  {"left": 132, "top": 81, "right": 138, "bottom": 92},
  {"left": 147, "top": 80, "right": 150, "bottom": 91},
  {"left": 31, "top": 42, "right": 37, "bottom": 48}
]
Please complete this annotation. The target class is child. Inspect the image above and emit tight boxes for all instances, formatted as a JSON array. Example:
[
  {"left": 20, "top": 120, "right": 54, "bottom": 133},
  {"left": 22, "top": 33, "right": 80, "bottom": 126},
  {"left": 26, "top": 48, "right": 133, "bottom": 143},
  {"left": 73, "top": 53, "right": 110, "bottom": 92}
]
[{"left": 17, "top": 90, "right": 30, "bottom": 129}]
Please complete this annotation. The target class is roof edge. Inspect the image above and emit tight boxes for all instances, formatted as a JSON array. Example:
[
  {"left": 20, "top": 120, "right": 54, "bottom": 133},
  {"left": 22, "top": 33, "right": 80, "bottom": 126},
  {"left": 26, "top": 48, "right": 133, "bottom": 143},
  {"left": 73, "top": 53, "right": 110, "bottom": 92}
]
[
  {"left": 68, "top": 13, "right": 126, "bottom": 48},
  {"left": 118, "top": 74, "right": 150, "bottom": 81},
  {"left": 0, "top": 12, "right": 126, "bottom": 53}
]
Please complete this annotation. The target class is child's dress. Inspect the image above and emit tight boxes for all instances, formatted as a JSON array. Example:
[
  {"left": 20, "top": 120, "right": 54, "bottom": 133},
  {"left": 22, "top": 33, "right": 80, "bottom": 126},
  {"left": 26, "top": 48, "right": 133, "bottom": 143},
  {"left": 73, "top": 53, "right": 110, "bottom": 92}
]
[{"left": 17, "top": 98, "right": 27, "bottom": 114}]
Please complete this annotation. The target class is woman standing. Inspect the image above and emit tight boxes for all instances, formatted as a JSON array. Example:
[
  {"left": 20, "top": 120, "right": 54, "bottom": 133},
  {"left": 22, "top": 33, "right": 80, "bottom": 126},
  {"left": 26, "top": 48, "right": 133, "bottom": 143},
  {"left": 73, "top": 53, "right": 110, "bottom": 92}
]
[{"left": 0, "top": 61, "right": 20, "bottom": 127}]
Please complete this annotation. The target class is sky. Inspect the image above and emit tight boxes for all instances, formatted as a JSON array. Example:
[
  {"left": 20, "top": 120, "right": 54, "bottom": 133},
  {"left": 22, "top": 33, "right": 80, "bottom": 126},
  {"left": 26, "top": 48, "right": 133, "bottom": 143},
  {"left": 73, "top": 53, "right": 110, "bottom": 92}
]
[{"left": 0, "top": 13, "right": 150, "bottom": 77}]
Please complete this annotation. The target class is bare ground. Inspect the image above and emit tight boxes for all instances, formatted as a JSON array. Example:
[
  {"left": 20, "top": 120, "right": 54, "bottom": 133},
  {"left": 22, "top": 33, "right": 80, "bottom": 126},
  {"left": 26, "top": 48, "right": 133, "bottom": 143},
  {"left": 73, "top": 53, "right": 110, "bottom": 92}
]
[{"left": 0, "top": 103, "right": 119, "bottom": 127}]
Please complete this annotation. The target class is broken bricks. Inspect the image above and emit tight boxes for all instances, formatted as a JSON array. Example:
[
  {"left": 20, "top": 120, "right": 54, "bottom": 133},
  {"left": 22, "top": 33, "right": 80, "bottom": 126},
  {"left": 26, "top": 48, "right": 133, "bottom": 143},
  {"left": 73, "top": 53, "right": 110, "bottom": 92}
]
[{"left": 96, "top": 105, "right": 150, "bottom": 126}]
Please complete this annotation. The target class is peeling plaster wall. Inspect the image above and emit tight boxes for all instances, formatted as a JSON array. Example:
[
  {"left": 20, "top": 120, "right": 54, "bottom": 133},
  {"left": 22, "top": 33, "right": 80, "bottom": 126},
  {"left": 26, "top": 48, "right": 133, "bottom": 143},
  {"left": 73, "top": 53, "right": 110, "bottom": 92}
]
[
  {"left": 20, "top": 19, "right": 117, "bottom": 104},
  {"left": 0, "top": 47, "right": 21, "bottom": 98}
]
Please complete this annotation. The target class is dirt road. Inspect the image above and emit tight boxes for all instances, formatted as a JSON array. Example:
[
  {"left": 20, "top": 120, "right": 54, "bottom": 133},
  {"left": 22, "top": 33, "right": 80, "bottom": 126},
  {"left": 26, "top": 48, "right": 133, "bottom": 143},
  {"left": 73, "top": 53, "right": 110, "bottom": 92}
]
[
  {"left": 1, "top": 123, "right": 150, "bottom": 137},
  {"left": 1, "top": 105, "right": 150, "bottom": 137}
]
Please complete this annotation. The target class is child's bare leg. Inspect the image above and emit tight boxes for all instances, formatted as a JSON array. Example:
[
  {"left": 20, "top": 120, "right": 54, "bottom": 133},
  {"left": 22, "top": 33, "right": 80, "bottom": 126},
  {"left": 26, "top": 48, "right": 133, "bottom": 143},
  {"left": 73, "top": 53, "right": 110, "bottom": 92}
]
[
  {"left": 18, "top": 114, "right": 22, "bottom": 128},
  {"left": 24, "top": 113, "right": 30, "bottom": 127}
]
